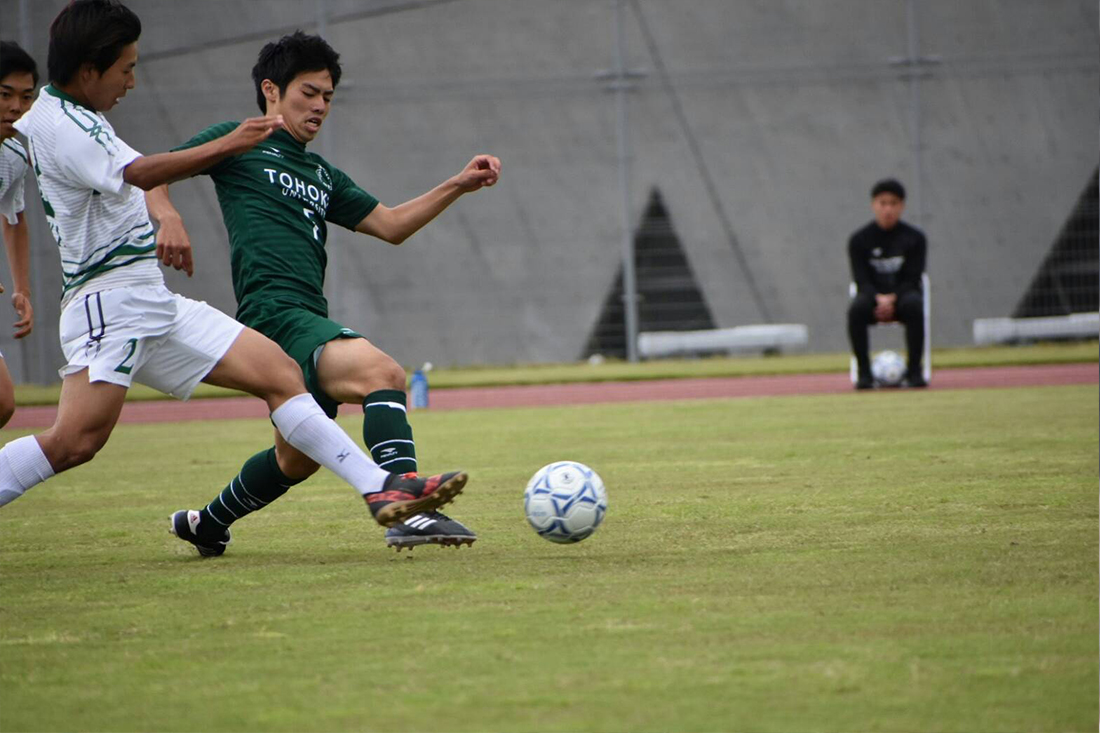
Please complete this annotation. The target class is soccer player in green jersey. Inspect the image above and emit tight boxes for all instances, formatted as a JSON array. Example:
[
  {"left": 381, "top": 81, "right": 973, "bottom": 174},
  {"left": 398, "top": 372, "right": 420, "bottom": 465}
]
[{"left": 162, "top": 31, "right": 500, "bottom": 552}]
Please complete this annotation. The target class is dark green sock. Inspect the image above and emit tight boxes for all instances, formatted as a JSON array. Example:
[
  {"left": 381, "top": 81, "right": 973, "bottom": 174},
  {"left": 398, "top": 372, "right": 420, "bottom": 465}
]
[
  {"left": 363, "top": 389, "right": 417, "bottom": 474},
  {"left": 200, "top": 448, "right": 304, "bottom": 530}
]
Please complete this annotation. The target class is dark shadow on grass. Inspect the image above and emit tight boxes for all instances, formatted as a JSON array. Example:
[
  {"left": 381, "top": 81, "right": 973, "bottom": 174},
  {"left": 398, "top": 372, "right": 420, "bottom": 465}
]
[
  {"left": 159, "top": 544, "right": 497, "bottom": 568},
  {"left": 157, "top": 549, "right": 382, "bottom": 568}
]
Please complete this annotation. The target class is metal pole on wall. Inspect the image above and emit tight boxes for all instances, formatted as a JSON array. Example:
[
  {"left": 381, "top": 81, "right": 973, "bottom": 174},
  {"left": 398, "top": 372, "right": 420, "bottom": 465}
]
[
  {"left": 890, "top": 0, "right": 939, "bottom": 229},
  {"left": 315, "top": 0, "right": 340, "bottom": 310},
  {"left": 904, "top": 0, "right": 923, "bottom": 226},
  {"left": 316, "top": 0, "right": 331, "bottom": 161},
  {"left": 18, "top": 0, "right": 32, "bottom": 48},
  {"left": 613, "top": 0, "right": 640, "bottom": 362}
]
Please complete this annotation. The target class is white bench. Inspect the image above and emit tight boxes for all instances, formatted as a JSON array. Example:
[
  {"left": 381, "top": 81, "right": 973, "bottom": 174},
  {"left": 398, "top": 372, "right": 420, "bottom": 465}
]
[
  {"left": 638, "top": 324, "right": 809, "bottom": 359},
  {"left": 972, "top": 312, "right": 1099, "bottom": 345}
]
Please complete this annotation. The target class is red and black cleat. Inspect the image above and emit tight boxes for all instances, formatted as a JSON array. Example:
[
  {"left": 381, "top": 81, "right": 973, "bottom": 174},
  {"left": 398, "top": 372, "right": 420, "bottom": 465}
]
[{"left": 365, "top": 471, "right": 468, "bottom": 528}]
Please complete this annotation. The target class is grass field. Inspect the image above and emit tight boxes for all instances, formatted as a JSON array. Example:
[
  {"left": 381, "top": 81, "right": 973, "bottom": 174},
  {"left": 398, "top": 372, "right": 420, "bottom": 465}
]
[{"left": 1, "top": 383, "right": 1097, "bottom": 731}]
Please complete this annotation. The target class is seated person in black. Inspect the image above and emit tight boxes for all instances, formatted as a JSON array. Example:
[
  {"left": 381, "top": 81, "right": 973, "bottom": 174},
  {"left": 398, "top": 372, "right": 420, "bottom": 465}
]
[{"left": 847, "top": 178, "right": 928, "bottom": 389}]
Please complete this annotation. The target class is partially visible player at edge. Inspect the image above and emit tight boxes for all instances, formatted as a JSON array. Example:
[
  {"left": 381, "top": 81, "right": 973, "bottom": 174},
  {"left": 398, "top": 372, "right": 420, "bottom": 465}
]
[
  {"left": 158, "top": 31, "right": 500, "bottom": 553},
  {"left": 0, "top": 41, "right": 38, "bottom": 427},
  {"left": 0, "top": 0, "right": 468, "bottom": 538}
]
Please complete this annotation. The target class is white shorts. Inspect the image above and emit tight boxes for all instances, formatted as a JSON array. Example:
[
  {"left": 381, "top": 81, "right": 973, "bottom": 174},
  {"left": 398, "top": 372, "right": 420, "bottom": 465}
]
[{"left": 58, "top": 284, "right": 244, "bottom": 400}]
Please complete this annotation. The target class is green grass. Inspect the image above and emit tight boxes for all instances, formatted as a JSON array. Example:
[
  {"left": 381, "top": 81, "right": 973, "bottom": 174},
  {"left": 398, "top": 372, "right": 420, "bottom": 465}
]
[
  {"left": 1, "top": 384, "right": 1096, "bottom": 732},
  {"left": 11, "top": 341, "right": 1098, "bottom": 405}
]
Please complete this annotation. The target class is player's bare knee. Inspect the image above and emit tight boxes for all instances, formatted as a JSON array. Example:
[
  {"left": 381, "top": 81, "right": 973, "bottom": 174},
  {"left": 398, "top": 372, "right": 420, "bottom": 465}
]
[
  {"left": 342, "top": 354, "right": 404, "bottom": 398},
  {"left": 0, "top": 400, "right": 14, "bottom": 429},
  {"left": 380, "top": 357, "right": 406, "bottom": 391},
  {"left": 42, "top": 430, "right": 108, "bottom": 472},
  {"left": 264, "top": 352, "right": 309, "bottom": 402},
  {"left": 0, "top": 376, "right": 13, "bottom": 428},
  {"left": 73, "top": 431, "right": 111, "bottom": 467}
]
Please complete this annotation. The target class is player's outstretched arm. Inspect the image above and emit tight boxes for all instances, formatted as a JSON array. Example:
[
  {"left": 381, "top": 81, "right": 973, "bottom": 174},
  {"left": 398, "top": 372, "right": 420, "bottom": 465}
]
[
  {"left": 146, "top": 186, "right": 193, "bottom": 277},
  {"left": 355, "top": 154, "right": 501, "bottom": 245},
  {"left": 0, "top": 213, "right": 33, "bottom": 338},
  {"left": 123, "top": 115, "right": 285, "bottom": 191}
]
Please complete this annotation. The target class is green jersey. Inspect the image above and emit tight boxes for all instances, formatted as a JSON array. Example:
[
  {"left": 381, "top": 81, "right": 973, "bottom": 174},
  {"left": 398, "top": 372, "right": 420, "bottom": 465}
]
[{"left": 174, "top": 124, "right": 378, "bottom": 324}]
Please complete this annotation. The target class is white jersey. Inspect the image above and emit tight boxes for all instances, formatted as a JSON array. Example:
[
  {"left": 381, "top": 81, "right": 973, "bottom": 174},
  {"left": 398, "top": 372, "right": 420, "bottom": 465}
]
[
  {"left": 0, "top": 137, "right": 28, "bottom": 226},
  {"left": 14, "top": 85, "right": 162, "bottom": 308}
]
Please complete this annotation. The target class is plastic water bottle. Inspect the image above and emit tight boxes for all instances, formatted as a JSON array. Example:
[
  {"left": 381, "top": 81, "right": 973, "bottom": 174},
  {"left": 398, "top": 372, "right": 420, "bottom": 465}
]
[{"left": 410, "top": 363, "right": 430, "bottom": 409}]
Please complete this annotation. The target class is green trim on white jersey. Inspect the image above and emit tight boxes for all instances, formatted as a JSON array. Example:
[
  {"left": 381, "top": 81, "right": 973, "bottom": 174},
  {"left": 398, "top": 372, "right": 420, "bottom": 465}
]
[{"left": 16, "top": 86, "right": 163, "bottom": 306}]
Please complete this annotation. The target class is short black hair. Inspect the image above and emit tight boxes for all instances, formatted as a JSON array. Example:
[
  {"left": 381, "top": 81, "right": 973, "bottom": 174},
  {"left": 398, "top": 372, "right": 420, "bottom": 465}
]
[
  {"left": 871, "top": 178, "right": 906, "bottom": 200},
  {"left": 252, "top": 31, "right": 342, "bottom": 113},
  {"left": 47, "top": 0, "right": 141, "bottom": 86},
  {"left": 0, "top": 41, "right": 39, "bottom": 86}
]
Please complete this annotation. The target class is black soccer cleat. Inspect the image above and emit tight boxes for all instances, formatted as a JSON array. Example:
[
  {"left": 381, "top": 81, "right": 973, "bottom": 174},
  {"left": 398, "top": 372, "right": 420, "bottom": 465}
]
[
  {"left": 385, "top": 511, "right": 478, "bottom": 552},
  {"left": 365, "top": 471, "right": 468, "bottom": 528},
  {"left": 170, "top": 509, "right": 231, "bottom": 557},
  {"left": 902, "top": 373, "right": 928, "bottom": 388},
  {"left": 855, "top": 373, "right": 875, "bottom": 390}
]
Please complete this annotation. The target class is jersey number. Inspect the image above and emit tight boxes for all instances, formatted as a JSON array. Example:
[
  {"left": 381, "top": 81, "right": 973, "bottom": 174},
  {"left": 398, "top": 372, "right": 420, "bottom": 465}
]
[
  {"left": 114, "top": 338, "right": 138, "bottom": 374},
  {"left": 303, "top": 208, "right": 319, "bottom": 241}
]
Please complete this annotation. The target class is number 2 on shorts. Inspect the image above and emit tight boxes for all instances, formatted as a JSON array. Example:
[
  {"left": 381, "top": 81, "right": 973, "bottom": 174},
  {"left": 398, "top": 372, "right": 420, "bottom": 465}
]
[{"left": 114, "top": 338, "right": 138, "bottom": 374}]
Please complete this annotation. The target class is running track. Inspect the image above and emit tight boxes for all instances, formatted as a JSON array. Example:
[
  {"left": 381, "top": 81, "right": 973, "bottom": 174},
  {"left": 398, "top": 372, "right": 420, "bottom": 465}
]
[{"left": 5, "top": 362, "right": 1096, "bottom": 430}]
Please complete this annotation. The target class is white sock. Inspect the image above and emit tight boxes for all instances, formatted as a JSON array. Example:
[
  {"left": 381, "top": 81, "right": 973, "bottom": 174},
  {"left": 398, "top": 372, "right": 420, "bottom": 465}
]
[
  {"left": 271, "top": 393, "right": 389, "bottom": 496},
  {"left": 0, "top": 436, "right": 56, "bottom": 508}
]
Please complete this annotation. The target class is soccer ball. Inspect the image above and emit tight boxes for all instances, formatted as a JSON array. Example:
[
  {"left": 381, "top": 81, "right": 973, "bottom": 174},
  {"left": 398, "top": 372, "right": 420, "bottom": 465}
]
[
  {"left": 871, "top": 350, "right": 907, "bottom": 387},
  {"left": 524, "top": 461, "right": 608, "bottom": 544}
]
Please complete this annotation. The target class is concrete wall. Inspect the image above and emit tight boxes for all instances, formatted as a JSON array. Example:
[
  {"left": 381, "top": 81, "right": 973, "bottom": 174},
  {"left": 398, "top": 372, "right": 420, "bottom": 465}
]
[{"left": 1, "top": 0, "right": 1096, "bottom": 381}]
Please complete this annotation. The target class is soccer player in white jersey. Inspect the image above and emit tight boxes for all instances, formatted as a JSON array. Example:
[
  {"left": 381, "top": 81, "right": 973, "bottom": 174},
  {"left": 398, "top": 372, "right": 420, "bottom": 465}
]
[
  {"left": 0, "top": 0, "right": 468, "bottom": 551},
  {"left": 0, "top": 42, "right": 38, "bottom": 428}
]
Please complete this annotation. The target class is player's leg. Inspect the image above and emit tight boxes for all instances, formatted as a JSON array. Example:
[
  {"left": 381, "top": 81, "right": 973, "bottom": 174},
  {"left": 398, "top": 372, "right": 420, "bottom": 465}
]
[
  {"left": 201, "top": 327, "right": 396, "bottom": 494},
  {"left": 173, "top": 421, "right": 321, "bottom": 556},
  {"left": 172, "top": 325, "right": 465, "bottom": 555},
  {"left": 0, "top": 370, "right": 126, "bottom": 507},
  {"left": 0, "top": 356, "right": 15, "bottom": 428},
  {"left": 171, "top": 335, "right": 424, "bottom": 556},
  {"left": 170, "top": 297, "right": 467, "bottom": 555},
  {"left": 895, "top": 290, "right": 926, "bottom": 387},
  {"left": 847, "top": 292, "right": 876, "bottom": 388},
  {"left": 316, "top": 338, "right": 476, "bottom": 549},
  {"left": 1, "top": 287, "right": 154, "bottom": 508},
  {"left": 172, "top": 341, "right": 326, "bottom": 554},
  {"left": 200, "top": 328, "right": 466, "bottom": 527},
  {"left": 171, "top": 432, "right": 317, "bottom": 557},
  {"left": 315, "top": 338, "right": 418, "bottom": 474}
]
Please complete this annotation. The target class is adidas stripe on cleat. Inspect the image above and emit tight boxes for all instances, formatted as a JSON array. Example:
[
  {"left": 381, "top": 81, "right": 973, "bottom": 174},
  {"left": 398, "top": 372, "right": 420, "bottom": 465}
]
[
  {"left": 365, "top": 471, "right": 468, "bottom": 528},
  {"left": 385, "top": 511, "right": 477, "bottom": 552},
  {"left": 170, "top": 509, "right": 231, "bottom": 557}
]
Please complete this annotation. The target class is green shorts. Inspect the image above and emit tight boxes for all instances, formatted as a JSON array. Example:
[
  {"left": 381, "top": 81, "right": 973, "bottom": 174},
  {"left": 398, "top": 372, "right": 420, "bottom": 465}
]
[{"left": 241, "top": 301, "right": 363, "bottom": 418}]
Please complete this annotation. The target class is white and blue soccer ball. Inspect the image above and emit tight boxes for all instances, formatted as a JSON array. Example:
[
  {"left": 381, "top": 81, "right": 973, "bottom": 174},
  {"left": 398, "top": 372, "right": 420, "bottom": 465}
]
[
  {"left": 872, "top": 349, "right": 907, "bottom": 387},
  {"left": 524, "top": 461, "right": 608, "bottom": 544}
]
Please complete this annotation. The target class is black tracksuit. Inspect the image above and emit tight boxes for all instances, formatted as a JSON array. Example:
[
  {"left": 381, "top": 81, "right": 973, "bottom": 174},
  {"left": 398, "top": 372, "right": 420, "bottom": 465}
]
[{"left": 847, "top": 220, "right": 927, "bottom": 378}]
